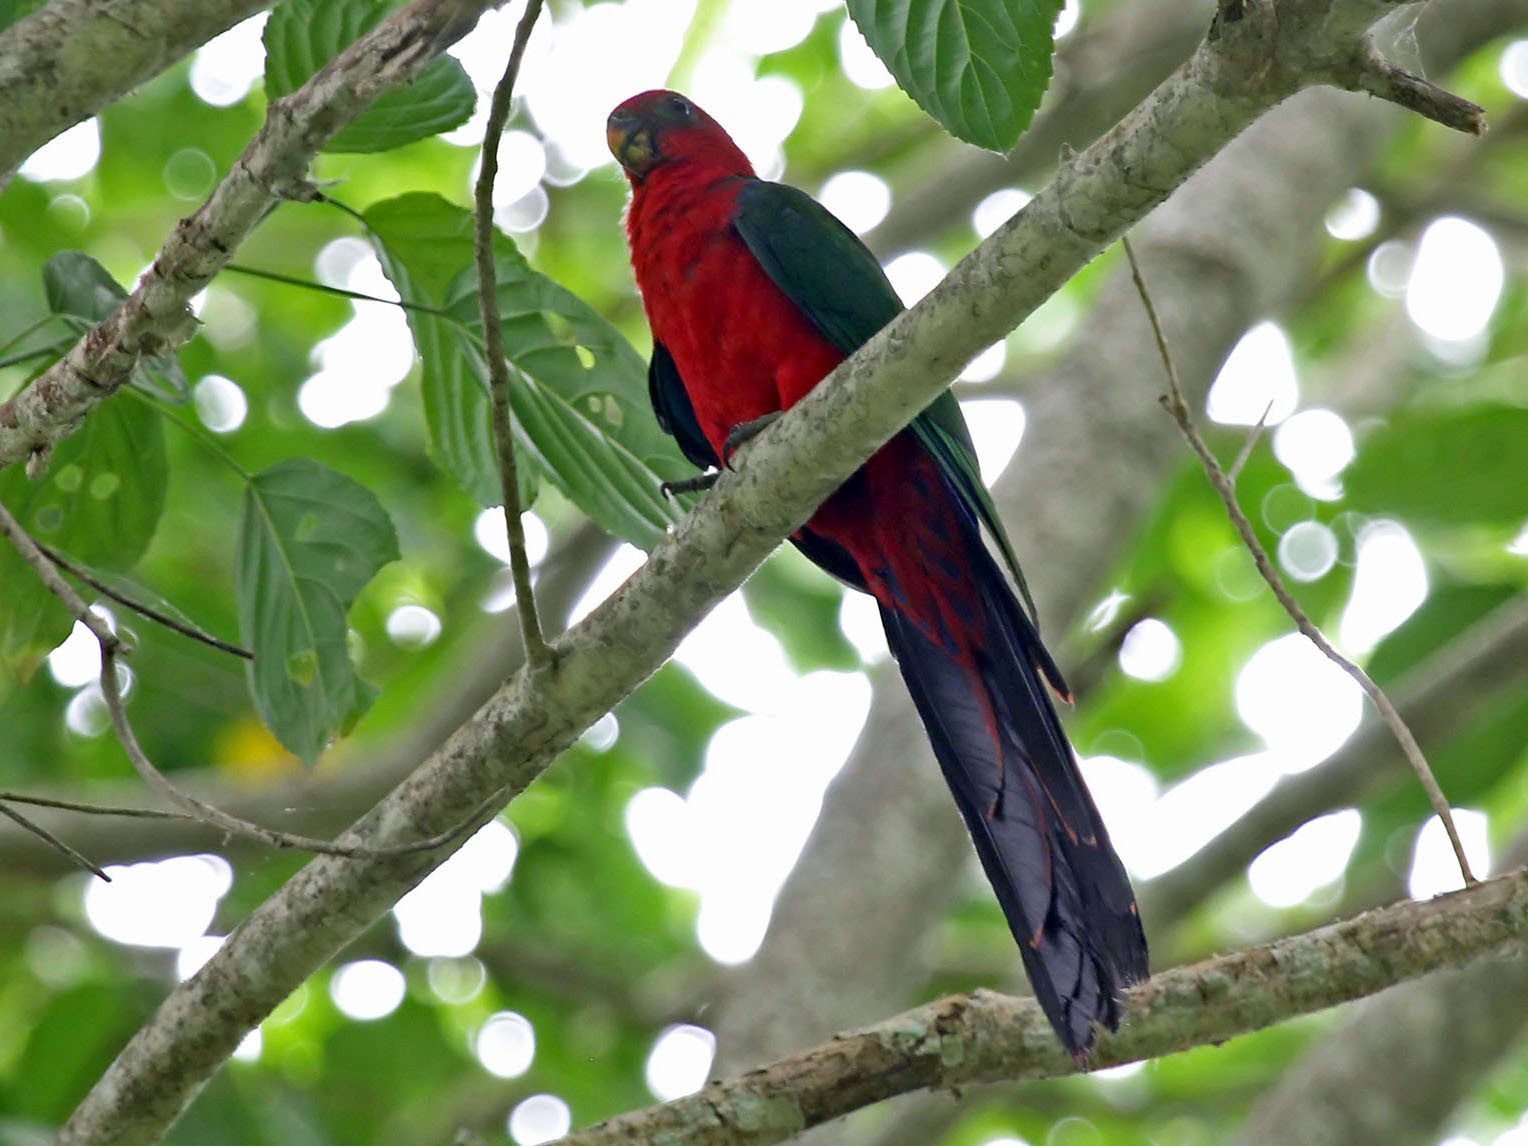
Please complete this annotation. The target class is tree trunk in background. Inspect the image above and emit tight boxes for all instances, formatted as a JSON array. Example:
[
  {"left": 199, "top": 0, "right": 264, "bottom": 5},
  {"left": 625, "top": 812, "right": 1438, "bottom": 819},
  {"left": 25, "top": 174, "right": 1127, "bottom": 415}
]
[{"left": 711, "top": 0, "right": 1526, "bottom": 1094}]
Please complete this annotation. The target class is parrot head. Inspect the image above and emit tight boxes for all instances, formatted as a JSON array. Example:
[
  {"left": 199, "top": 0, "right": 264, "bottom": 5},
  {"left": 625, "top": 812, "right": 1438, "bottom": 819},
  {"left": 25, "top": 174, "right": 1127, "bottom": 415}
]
[{"left": 607, "top": 90, "right": 753, "bottom": 182}]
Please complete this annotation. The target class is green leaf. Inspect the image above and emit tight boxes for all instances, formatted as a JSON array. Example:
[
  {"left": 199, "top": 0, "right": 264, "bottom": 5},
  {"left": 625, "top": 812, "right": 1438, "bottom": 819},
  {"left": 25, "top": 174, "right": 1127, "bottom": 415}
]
[
  {"left": 1345, "top": 404, "right": 1528, "bottom": 526},
  {"left": 0, "top": 0, "right": 47, "bottom": 37},
  {"left": 237, "top": 458, "right": 399, "bottom": 763},
  {"left": 43, "top": 251, "right": 188, "bottom": 400},
  {"left": 263, "top": 0, "right": 475, "bottom": 154},
  {"left": 371, "top": 244, "right": 507, "bottom": 506},
  {"left": 0, "top": 392, "right": 167, "bottom": 676},
  {"left": 364, "top": 193, "right": 688, "bottom": 548},
  {"left": 845, "top": 0, "right": 1062, "bottom": 151}
]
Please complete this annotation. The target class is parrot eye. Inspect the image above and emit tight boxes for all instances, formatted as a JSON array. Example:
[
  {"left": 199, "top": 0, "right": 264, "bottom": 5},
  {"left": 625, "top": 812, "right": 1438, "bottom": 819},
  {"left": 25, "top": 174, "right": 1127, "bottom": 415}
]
[{"left": 667, "top": 94, "right": 694, "bottom": 120}]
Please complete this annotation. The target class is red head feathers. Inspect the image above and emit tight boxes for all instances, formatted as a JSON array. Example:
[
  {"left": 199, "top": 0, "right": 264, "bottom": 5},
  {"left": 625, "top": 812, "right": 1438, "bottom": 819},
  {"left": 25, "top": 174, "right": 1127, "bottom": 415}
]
[{"left": 607, "top": 90, "right": 754, "bottom": 182}]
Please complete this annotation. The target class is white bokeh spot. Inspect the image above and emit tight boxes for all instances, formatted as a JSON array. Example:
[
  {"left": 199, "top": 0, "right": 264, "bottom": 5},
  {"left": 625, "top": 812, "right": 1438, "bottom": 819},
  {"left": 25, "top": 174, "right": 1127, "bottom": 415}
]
[
  {"left": 1409, "top": 810, "right": 1490, "bottom": 899},
  {"left": 1207, "top": 322, "right": 1299, "bottom": 426},
  {"left": 645, "top": 1024, "right": 717, "bottom": 1100},
  {"left": 1248, "top": 809, "right": 1362, "bottom": 908},
  {"left": 330, "top": 959, "right": 406, "bottom": 1021},
  {"left": 1406, "top": 217, "right": 1503, "bottom": 343},
  {"left": 1235, "top": 635, "right": 1363, "bottom": 771},
  {"left": 85, "top": 855, "right": 233, "bottom": 949},
  {"left": 1339, "top": 520, "right": 1427, "bottom": 655}
]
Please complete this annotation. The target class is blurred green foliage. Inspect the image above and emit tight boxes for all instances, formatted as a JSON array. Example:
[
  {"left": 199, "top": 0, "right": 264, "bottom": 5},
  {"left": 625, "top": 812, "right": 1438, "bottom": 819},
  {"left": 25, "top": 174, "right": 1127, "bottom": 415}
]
[{"left": 0, "top": 1, "right": 1526, "bottom": 1145}]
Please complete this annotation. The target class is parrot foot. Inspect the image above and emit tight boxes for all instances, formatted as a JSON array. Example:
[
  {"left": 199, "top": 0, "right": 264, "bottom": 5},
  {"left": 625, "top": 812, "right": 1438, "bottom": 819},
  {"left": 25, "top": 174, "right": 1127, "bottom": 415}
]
[
  {"left": 724, "top": 411, "right": 782, "bottom": 461},
  {"left": 660, "top": 471, "right": 719, "bottom": 499}
]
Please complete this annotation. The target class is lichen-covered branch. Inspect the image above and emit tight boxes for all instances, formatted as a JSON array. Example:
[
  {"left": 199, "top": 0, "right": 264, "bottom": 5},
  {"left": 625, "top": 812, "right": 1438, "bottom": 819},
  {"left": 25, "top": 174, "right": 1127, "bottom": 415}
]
[
  {"left": 0, "top": 0, "right": 272, "bottom": 181},
  {"left": 560, "top": 867, "right": 1528, "bottom": 1146}
]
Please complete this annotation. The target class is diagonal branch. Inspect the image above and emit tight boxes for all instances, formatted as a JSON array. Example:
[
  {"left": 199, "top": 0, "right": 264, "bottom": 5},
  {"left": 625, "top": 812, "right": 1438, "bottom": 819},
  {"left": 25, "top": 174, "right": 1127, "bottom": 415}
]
[
  {"left": 1144, "top": 594, "right": 1528, "bottom": 930},
  {"left": 0, "top": 0, "right": 273, "bottom": 182},
  {"left": 51, "top": 0, "right": 1487, "bottom": 1143},
  {"left": 1122, "top": 236, "right": 1474, "bottom": 883},
  {"left": 559, "top": 866, "right": 1528, "bottom": 1146},
  {"left": 0, "top": 0, "right": 499, "bottom": 473}
]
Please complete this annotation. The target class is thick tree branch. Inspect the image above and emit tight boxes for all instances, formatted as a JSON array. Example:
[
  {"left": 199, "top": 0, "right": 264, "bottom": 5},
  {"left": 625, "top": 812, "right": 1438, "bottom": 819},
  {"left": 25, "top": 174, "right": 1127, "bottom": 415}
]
[
  {"left": 0, "top": 0, "right": 272, "bottom": 182},
  {"left": 867, "top": 0, "right": 1216, "bottom": 257},
  {"left": 52, "top": 1, "right": 1485, "bottom": 1142},
  {"left": 559, "top": 867, "right": 1528, "bottom": 1146},
  {"left": 1228, "top": 834, "right": 1528, "bottom": 1146},
  {"left": 0, "top": 0, "right": 498, "bottom": 474}
]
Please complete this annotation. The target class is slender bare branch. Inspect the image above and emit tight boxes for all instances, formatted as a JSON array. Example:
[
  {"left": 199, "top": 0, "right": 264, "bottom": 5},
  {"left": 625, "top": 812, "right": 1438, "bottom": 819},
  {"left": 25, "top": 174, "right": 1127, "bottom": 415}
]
[
  {"left": 36, "top": 541, "right": 252, "bottom": 659},
  {"left": 473, "top": 0, "right": 550, "bottom": 669},
  {"left": 1121, "top": 235, "right": 1476, "bottom": 886},
  {"left": 0, "top": 802, "right": 109, "bottom": 880},
  {"left": 1343, "top": 46, "right": 1488, "bottom": 135},
  {"left": 0, "top": 791, "right": 188, "bottom": 821},
  {"left": 0, "top": 496, "right": 487, "bottom": 864}
]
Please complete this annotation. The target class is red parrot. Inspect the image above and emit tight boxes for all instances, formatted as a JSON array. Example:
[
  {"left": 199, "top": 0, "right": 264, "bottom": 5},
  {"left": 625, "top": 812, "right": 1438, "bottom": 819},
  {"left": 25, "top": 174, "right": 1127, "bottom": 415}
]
[{"left": 608, "top": 90, "right": 1148, "bottom": 1056}]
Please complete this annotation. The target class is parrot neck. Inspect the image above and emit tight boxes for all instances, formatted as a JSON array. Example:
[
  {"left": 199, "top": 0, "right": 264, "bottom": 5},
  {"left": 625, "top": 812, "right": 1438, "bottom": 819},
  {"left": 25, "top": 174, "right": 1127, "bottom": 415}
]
[{"left": 625, "top": 166, "right": 748, "bottom": 293}]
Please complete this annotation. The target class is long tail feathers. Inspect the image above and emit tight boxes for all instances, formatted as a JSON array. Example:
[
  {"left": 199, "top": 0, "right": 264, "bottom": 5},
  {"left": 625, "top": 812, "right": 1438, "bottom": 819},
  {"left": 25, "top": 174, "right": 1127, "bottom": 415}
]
[{"left": 879, "top": 550, "right": 1148, "bottom": 1058}]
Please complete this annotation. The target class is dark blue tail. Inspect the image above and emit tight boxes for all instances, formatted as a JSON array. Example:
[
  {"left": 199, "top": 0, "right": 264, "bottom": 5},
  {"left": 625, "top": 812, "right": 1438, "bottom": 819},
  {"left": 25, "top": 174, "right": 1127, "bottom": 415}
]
[{"left": 879, "top": 545, "right": 1148, "bottom": 1057}]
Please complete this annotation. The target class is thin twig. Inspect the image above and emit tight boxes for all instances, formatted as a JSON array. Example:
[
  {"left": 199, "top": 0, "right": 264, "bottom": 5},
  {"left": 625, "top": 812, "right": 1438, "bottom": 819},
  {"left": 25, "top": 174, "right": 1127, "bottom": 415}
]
[
  {"left": 472, "top": 0, "right": 550, "bottom": 670},
  {"left": 1120, "top": 235, "right": 1476, "bottom": 887},
  {"left": 1227, "top": 399, "right": 1274, "bottom": 484},
  {"left": 0, "top": 498, "right": 500, "bottom": 863},
  {"left": 0, "top": 790, "right": 189, "bottom": 819},
  {"left": 224, "top": 262, "right": 455, "bottom": 318},
  {"left": 0, "top": 801, "right": 110, "bottom": 880},
  {"left": 35, "top": 541, "right": 253, "bottom": 660}
]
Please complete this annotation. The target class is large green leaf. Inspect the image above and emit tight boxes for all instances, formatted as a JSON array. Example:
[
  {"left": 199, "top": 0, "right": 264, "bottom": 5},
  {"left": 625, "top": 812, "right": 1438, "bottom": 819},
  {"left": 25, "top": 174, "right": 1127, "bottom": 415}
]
[
  {"left": 263, "top": 0, "right": 475, "bottom": 154},
  {"left": 1345, "top": 404, "right": 1528, "bottom": 527},
  {"left": 364, "top": 193, "right": 687, "bottom": 548},
  {"left": 236, "top": 458, "right": 399, "bottom": 763},
  {"left": 369, "top": 242, "right": 507, "bottom": 507},
  {"left": 845, "top": 0, "right": 1062, "bottom": 151},
  {"left": 43, "top": 251, "right": 188, "bottom": 400},
  {"left": 0, "top": 392, "right": 167, "bottom": 676}
]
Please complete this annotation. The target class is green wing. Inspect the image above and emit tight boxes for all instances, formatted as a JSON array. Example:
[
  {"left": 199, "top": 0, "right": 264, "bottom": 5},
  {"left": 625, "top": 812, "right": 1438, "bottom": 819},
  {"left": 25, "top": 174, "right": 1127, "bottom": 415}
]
[{"left": 732, "top": 179, "right": 1037, "bottom": 619}]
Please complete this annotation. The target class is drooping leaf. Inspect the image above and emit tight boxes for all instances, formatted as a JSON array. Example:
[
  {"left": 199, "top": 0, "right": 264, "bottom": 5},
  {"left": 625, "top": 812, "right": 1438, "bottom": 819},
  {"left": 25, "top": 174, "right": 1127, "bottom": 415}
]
[
  {"left": 364, "top": 193, "right": 687, "bottom": 548},
  {"left": 236, "top": 458, "right": 399, "bottom": 764},
  {"left": 845, "top": 0, "right": 1063, "bottom": 151},
  {"left": 0, "top": 392, "right": 167, "bottom": 676},
  {"left": 43, "top": 251, "right": 188, "bottom": 400},
  {"left": 1345, "top": 404, "right": 1528, "bottom": 527},
  {"left": 263, "top": 0, "right": 475, "bottom": 154},
  {"left": 368, "top": 238, "right": 507, "bottom": 507}
]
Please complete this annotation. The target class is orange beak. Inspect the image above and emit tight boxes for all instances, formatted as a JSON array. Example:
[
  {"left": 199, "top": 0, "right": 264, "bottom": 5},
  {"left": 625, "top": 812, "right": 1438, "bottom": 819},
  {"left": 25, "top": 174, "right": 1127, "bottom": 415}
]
[{"left": 607, "top": 110, "right": 657, "bottom": 175}]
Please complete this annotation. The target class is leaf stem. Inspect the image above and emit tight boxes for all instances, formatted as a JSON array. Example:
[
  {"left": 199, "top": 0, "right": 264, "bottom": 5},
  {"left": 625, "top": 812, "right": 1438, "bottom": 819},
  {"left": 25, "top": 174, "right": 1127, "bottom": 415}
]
[
  {"left": 223, "top": 262, "right": 455, "bottom": 318},
  {"left": 1120, "top": 235, "right": 1476, "bottom": 887},
  {"left": 34, "top": 540, "right": 253, "bottom": 660},
  {"left": 130, "top": 388, "right": 252, "bottom": 481},
  {"left": 473, "top": 0, "right": 550, "bottom": 670}
]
